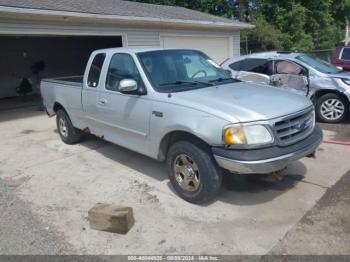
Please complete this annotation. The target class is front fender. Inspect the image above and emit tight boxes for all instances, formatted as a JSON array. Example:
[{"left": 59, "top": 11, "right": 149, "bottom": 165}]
[{"left": 147, "top": 102, "right": 231, "bottom": 160}]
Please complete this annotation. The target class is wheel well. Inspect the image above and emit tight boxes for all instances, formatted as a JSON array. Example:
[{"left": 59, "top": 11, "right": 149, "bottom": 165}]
[
  {"left": 312, "top": 90, "right": 349, "bottom": 105},
  {"left": 53, "top": 102, "right": 65, "bottom": 113},
  {"left": 158, "top": 131, "right": 210, "bottom": 161}
]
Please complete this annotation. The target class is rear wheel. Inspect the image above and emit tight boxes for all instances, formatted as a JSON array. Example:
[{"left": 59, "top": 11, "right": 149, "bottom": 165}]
[
  {"left": 56, "top": 109, "right": 82, "bottom": 144},
  {"left": 166, "top": 140, "right": 222, "bottom": 204},
  {"left": 316, "top": 93, "right": 348, "bottom": 123}
]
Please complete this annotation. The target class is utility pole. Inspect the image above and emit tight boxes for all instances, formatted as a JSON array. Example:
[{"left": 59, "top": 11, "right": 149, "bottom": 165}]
[
  {"left": 238, "top": 0, "right": 247, "bottom": 21},
  {"left": 346, "top": 20, "right": 349, "bottom": 46}
]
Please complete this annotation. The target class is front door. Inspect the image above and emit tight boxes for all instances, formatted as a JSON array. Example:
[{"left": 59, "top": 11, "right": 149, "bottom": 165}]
[
  {"left": 270, "top": 60, "right": 309, "bottom": 96},
  {"left": 96, "top": 53, "right": 151, "bottom": 155}
]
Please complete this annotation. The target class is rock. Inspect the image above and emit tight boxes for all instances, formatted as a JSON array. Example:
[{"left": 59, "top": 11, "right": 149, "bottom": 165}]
[{"left": 88, "top": 203, "right": 134, "bottom": 234}]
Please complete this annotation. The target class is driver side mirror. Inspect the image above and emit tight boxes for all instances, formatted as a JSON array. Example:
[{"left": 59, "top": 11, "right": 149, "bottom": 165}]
[
  {"left": 119, "top": 79, "right": 138, "bottom": 93},
  {"left": 118, "top": 79, "right": 147, "bottom": 96}
]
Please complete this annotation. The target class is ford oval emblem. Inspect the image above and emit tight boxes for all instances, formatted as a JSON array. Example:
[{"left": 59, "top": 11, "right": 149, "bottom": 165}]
[{"left": 297, "top": 120, "right": 309, "bottom": 130}]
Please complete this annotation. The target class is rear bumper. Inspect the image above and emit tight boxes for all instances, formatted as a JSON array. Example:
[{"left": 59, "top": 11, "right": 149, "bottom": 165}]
[{"left": 213, "top": 126, "right": 323, "bottom": 174}]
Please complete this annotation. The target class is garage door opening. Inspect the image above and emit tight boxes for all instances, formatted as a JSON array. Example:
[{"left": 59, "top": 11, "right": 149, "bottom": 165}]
[{"left": 0, "top": 35, "right": 123, "bottom": 111}]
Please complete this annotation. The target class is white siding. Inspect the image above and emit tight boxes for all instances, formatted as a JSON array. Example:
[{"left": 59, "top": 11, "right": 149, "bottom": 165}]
[
  {"left": 160, "top": 29, "right": 240, "bottom": 62},
  {"left": 232, "top": 31, "right": 241, "bottom": 57},
  {"left": 161, "top": 34, "right": 231, "bottom": 63},
  {"left": 126, "top": 30, "right": 160, "bottom": 47},
  {"left": 0, "top": 19, "right": 240, "bottom": 53}
]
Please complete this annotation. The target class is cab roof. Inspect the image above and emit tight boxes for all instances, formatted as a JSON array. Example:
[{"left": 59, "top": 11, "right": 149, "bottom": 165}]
[{"left": 240, "top": 51, "right": 304, "bottom": 60}]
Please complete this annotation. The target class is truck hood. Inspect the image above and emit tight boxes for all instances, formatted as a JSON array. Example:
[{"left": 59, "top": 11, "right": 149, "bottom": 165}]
[{"left": 171, "top": 82, "right": 313, "bottom": 123}]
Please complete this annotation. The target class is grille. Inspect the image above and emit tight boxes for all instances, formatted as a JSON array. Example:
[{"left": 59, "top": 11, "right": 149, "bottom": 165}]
[{"left": 274, "top": 110, "right": 315, "bottom": 146}]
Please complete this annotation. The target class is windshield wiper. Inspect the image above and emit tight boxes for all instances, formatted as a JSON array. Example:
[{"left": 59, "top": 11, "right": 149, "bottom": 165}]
[
  {"left": 159, "top": 80, "right": 213, "bottom": 87},
  {"left": 159, "top": 80, "right": 196, "bottom": 87},
  {"left": 209, "top": 77, "right": 238, "bottom": 83}
]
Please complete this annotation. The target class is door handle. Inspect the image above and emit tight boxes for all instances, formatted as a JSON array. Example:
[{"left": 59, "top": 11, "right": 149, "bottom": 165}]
[{"left": 98, "top": 98, "right": 108, "bottom": 106}]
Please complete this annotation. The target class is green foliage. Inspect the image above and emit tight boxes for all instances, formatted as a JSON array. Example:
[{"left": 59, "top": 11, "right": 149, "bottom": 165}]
[
  {"left": 241, "top": 15, "right": 281, "bottom": 53},
  {"left": 252, "top": 0, "right": 346, "bottom": 51},
  {"left": 129, "top": 0, "right": 350, "bottom": 52}
]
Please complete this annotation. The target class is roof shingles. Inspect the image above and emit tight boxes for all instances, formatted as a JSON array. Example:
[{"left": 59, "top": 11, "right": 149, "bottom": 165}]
[{"left": 0, "top": 0, "right": 252, "bottom": 27}]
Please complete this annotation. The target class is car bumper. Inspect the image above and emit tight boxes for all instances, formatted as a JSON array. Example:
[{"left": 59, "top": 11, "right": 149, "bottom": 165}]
[{"left": 213, "top": 126, "right": 323, "bottom": 174}]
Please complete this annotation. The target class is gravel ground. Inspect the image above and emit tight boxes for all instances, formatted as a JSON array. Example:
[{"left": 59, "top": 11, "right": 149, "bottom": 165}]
[{"left": 0, "top": 177, "right": 74, "bottom": 255}]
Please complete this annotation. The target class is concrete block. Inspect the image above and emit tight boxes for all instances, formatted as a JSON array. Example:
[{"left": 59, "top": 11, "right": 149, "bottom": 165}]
[{"left": 88, "top": 203, "right": 134, "bottom": 234}]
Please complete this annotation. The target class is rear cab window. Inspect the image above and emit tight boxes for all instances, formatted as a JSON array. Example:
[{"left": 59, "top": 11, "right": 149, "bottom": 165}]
[{"left": 87, "top": 53, "right": 106, "bottom": 88}]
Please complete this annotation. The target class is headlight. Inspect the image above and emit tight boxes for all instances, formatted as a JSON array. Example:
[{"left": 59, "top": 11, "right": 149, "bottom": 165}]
[
  {"left": 223, "top": 125, "right": 273, "bottom": 146},
  {"left": 342, "top": 78, "right": 350, "bottom": 85}
]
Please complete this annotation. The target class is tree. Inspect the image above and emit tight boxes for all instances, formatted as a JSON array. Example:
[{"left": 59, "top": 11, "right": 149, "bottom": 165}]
[
  {"left": 128, "top": 0, "right": 348, "bottom": 52},
  {"left": 241, "top": 14, "right": 281, "bottom": 53}
]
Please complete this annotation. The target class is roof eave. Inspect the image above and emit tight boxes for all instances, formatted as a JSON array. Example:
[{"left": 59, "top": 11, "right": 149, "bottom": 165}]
[{"left": 0, "top": 5, "right": 255, "bottom": 31}]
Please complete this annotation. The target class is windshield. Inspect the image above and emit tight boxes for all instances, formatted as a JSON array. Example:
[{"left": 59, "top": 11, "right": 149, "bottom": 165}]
[
  {"left": 296, "top": 54, "right": 342, "bottom": 74},
  {"left": 137, "top": 49, "right": 235, "bottom": 92}
]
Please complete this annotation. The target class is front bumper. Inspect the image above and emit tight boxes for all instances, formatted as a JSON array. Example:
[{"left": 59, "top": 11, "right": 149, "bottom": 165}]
[{"left": 213, "top": 126, "right": 323, "bottom": 174}]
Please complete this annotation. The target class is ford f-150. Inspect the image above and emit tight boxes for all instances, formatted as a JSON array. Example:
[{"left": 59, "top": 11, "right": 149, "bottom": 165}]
[{"left": 41, "top": 48, "right": 322, "bottom": 203}]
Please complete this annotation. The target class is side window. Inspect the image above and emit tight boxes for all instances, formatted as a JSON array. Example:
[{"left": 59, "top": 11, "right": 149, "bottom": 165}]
[
  {"left": 341, "top": 48, "right": 350, "bottom": 60},
  {"left": 240, "top": 59, "right": 273, "bottom": 75},
  {"left": 87, "top": 53, "right": 106, "bottom": 88},
  {"left": 275, "top": 60, "right": 304, "bottom": 75},
  {"left": 229, "top": 61, "right": 242, "bottom": 71},
  {"left": 106, "top": 53, "right": 143, "bottom": 92}
]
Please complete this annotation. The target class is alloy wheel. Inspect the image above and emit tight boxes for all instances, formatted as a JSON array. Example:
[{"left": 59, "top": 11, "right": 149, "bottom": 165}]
[
  {"left": 173, "top": 154, "right": 200, "bottom": 192},
  {"left": 58, "top": 117, "right": 69, "bottom": 138},
  {"left": 320, "top": 98, "right": 345, "bottom": 121}
]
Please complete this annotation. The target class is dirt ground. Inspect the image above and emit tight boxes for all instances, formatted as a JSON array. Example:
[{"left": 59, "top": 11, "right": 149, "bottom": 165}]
[{"left": 271, "top": 169, "right": 350, "bottom": 255}]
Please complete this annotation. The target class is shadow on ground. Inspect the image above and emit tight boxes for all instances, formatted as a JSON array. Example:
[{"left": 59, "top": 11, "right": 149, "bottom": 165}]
[
  {"left": 216, "top": 161, "right": 306, "bottom": 206},
  {"left": 79, "top": 134, "right": 307, "bottom": 206},
  {"left": 80, "top": 134, "right": 167, "bottom": 182},
  {"left": 0, "top": 105, "right": 44, "bottom": 123}
]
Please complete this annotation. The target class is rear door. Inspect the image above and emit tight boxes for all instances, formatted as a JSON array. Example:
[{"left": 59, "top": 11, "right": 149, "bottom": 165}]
[
  {"left": 82, "top": 52, "right": 106, "bottom": 130},
  {"left": 236, "top": 58, "right": 272, "bottom": 85},
  {"left": 270, "top": 60, "right": 309, "bottom": 96}
]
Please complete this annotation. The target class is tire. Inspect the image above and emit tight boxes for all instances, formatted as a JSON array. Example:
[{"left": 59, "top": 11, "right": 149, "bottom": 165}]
[
  {"left": 166, "top": 140, "right": 222, "bottom": 204},
  {"left": 315, "top": 93, "right": 349, "bottom": 123},
  {"left": 56, "top": 109, "right": 82, "bottom": 144}
]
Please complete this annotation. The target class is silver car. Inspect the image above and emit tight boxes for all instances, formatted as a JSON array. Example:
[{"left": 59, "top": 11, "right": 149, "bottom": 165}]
[{"left": 222, "top": 51, "right": 350, "bottom": 123}]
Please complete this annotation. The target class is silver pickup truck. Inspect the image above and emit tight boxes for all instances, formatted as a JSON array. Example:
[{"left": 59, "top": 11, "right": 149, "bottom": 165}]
[{"left": 41, "top": 48, "right": 322, "bottom": 203}]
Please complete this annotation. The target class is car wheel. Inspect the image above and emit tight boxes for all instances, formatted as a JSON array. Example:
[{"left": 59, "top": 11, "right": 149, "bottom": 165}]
[
  {"left": 166, "top": 140, "right": 222, "bottom": 204},
  {"left": 316, "top": 93, "right": 349, "bottom": 123},
  {"left": 56, "top": 109, "right": 82, "bottom": 144}
]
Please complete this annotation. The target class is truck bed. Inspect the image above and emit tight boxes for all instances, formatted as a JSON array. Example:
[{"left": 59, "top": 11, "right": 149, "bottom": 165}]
[
  {"left": 40, "top": 76, "right": 84, "bottom": 117},
  {"left": 42, "top": 76, "right": 83, "bottom": 87}
]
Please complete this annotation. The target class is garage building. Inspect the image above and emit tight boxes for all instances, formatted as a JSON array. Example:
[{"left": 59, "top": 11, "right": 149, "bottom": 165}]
[{"left": 0, "top": 0, "right": 253, "bottom": 99}]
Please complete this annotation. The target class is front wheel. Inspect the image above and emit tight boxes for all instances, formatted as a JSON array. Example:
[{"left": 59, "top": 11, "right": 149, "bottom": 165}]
[
  {"left": 166, "top": 140, "right": 222, "bottom": 204},
  {"left": 315, "top": 93, "right": 349, "bottom": 123}
]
